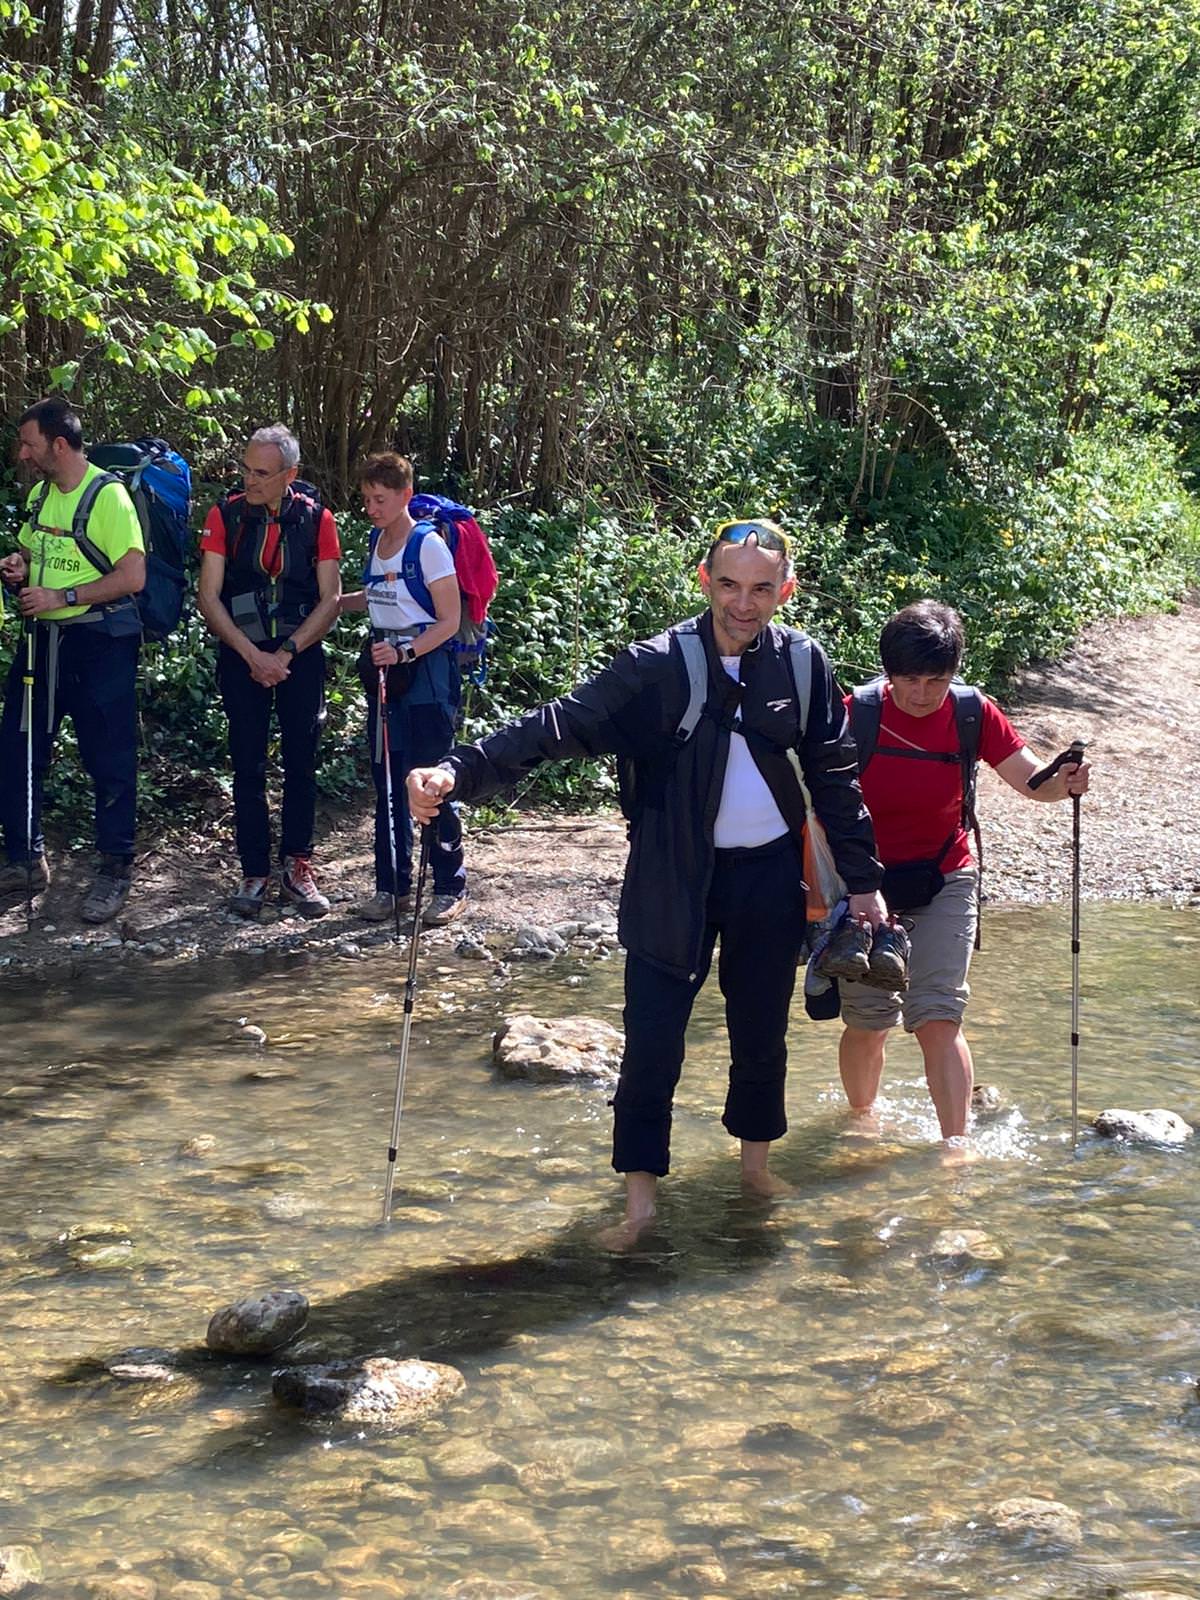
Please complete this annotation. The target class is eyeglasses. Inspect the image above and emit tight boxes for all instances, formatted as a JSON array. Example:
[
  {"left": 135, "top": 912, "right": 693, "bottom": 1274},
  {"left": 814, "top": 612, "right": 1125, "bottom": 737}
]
[
  {"left": 242, "top": 461, "right": 287, "bottom": 483},
  {"left": 711, "top": 519, "right": 791, "bottom": 556}
]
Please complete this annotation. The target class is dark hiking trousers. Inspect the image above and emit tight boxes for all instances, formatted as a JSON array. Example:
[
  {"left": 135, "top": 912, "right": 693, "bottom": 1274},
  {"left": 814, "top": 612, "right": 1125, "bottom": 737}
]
[
  {"left": 0, "top": 621, "right": 139, "bottom": 863},
  {"left": 612, "top": 833, "right": 807, "bottom": 1176},
  {"left": 217, "top": 640, "right": 325, "bottom": 877},
  {"left": 366, "top": 694, "right": 465, "bottom": 898}
]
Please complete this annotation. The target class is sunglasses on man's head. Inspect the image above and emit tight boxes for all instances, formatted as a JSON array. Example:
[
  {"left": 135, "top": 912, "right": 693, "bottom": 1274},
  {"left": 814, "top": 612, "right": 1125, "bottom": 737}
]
[{"left": 711, "top": 519, "right": 791, "bottom": 556}]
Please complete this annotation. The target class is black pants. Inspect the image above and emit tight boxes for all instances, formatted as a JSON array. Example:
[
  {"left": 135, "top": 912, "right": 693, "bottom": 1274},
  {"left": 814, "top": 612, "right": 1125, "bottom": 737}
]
[
  {"left": 612, "top": 835, "right": 806, "bottom": 1176},
  {"left": 366, "top": 695, "right": 465, "bottom": 898},
  {"left": 217, "top": 641, "right": 325, "bottom": 877},
  {"left": 0, "top": 622, "right": 139, "bottom": 863}
]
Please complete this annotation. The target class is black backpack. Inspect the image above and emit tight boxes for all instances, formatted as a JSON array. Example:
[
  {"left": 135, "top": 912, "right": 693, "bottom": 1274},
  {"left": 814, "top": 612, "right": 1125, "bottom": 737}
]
[{"left": 850, "top": 675, "right": 985, "bottom": 935}]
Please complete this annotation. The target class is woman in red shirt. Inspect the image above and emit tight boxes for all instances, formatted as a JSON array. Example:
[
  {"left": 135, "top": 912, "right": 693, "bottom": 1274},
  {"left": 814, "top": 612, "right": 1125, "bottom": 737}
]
[{"left": 838, "top": 602, "right": 1089, "bottom": 1143}]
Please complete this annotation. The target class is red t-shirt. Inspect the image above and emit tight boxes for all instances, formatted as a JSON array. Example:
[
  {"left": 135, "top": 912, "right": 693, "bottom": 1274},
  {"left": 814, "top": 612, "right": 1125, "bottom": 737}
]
[
  {"left": 200, "top": 498, "right": 341, "bottom": 574},
  {"left": 848, "top": 687, "right": 1024, "bottom": 869}
]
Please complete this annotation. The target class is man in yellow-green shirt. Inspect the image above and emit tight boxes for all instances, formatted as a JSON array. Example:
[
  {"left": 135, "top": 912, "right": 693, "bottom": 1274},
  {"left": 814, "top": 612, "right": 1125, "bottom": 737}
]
[{"left": 0, "top": 398, "right": 146, "bottom": 923}]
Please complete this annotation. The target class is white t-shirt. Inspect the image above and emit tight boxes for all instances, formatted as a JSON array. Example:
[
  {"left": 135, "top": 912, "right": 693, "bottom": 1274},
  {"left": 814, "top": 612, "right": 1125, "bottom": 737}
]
[
  {"left": 712, "top": 656, "right": 789, "bottom": 849},
  {"left": 366, "top": 528, "right": 456, "bottom": 631}
]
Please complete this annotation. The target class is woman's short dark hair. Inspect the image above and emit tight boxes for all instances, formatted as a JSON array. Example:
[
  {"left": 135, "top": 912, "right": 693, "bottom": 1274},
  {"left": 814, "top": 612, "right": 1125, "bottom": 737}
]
[
  {"left": 357, "top": 451, "right": 413, "bottom": 493},
  {"left": 879, "top": 601, "right": 964, "bottom": 678},
  {"left": 19, "top": 398, "right": 83, "bottom": 452}
]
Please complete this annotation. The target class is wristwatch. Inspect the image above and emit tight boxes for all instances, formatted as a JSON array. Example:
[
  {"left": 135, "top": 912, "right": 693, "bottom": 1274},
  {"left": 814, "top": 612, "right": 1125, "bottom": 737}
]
[
  {"left": 281, "top": 637, "right": 299, "bottom": 657},
  {"left": 63, "top": 588, "right": 79, "bottom": 607},
  {"left": 399, "top": 642, "right": 417, "bottom": 664}
]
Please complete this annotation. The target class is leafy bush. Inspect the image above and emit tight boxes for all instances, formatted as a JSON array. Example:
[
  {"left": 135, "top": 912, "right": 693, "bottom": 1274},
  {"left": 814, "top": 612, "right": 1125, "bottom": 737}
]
[{"left": 0, "top": 415, "right": 1196, "bottom": 842}]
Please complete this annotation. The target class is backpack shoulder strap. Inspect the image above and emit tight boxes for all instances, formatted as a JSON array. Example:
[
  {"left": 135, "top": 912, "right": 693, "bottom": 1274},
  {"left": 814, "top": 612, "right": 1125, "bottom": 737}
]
[
  {"left": 950, "top": 681, "right": 984, "bottom": 818},
  {"left": 24, "top": 480, "right": 52, "bottom": 538},
  {"left": 70, "top": 471, "right": 122, "bottom": 575},
  {"left": 399, "top": 522, "right": 435, "bottom": 615},
  {"left": 785, "top": 630, "right": 812, "bottom": 741},
  {"left": 849, "top": 676, "right": 888, "bottom": 772},
  {"left": 671, "top": 620, "right": 708, "bottom": 744},
  {"left": 361, "top": 524, "right": 383, "bottom": 586}
]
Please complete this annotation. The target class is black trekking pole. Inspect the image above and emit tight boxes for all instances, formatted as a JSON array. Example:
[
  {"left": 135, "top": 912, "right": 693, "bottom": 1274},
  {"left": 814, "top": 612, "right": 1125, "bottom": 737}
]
[
  {"left": 381, "top": 823, "right": 433, "bottom": 1224},
  {"left": 1029, "top": 739, "right": 1087, "bottom": 1150},
  {"left": 22, "top": 614, "right": 35, "bottom": 930},
  {"left": 21, "top": 544, "right": 47, "bottom": 932}
]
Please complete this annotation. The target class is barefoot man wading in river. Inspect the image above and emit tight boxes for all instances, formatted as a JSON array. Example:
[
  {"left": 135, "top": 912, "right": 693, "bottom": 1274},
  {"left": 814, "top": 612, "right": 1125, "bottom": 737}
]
[{"left": 409, "top": 519, "right": 886, "bottom": 1247}]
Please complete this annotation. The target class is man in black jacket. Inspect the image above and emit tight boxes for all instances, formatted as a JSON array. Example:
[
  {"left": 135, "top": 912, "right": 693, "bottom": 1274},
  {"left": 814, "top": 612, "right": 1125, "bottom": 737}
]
[{"left": 409, "top": 520, "right": 886, "bottom": 1245}]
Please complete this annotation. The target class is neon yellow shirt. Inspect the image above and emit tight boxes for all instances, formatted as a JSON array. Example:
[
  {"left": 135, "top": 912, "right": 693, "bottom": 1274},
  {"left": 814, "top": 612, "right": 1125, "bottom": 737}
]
[{"left": 20, "top": 464, "right": 144, "bottom": 620}]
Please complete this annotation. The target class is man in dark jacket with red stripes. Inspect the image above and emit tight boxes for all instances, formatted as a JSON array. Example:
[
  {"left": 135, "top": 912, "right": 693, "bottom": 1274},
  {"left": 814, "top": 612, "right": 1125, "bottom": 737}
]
[{"left": 410, "top": 520, "right": 885, "bottom": 1245}]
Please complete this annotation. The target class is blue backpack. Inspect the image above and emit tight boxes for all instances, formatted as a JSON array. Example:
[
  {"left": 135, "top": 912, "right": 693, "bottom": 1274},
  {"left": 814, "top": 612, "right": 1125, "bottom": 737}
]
[{"left": 86, "top": 437, "right": 193, "bottom": 642}]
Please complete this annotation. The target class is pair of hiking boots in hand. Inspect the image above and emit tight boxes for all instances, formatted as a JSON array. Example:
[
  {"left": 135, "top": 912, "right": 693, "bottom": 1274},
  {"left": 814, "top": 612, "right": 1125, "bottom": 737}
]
[{"left": 818, "top": 914, "right": 911, "bottom": 992}]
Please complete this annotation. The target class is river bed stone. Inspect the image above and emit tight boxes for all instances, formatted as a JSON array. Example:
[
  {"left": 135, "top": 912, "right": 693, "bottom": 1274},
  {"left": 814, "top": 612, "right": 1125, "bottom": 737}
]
[
  {"left": 491, "top": 1013, "right": 623, "bottom": 1086},
  {"left": 272, "top": 1356, "right": 465, "bottom": 1428},
  {"left": 1093, "top": 1108, "right": 1192, "bottom": 1144},
  {"left": 0, "top": 1546, "right": 42, "bottom": 1597},
  {"left": 984, "top": 1494, "right": 1083, "bottom": 1548},
  {"left": 205, "top": 1289, "right": 309, "bottom": 1353}
]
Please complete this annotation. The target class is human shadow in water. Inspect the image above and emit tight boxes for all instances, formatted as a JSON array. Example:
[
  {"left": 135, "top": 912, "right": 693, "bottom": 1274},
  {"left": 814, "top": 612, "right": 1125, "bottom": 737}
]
[{"left": 51, "top": 1111, "right": 909, "bottom": 1478}]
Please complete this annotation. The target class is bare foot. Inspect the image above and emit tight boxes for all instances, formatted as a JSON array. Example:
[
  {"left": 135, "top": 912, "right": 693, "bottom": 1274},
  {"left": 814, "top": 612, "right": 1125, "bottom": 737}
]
[
  {"left": 844, "top": 1106, "right": 881, "bottom": 1139},
  {"left": 596, "top": 1213, "right": 656, "bottom": 1252},
  {"left": 939, "top": 1137, "right": 980, "bottom": 1167},
  {"left": 740, "top": 1167, "right": 795, "bottom": 1200}
]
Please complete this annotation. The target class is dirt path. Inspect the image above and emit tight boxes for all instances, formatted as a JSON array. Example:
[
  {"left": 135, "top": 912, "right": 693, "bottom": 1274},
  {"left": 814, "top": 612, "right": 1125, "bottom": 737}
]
[{"left": 2, "top": 596, "right": 1197, "bottom": 975}]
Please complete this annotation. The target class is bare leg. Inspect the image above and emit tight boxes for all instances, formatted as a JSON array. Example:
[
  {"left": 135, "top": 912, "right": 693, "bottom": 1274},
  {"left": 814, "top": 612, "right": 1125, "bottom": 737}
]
[
  {"left": 740, "top": 1139, "right": 793, "bottom": 1197},
  {"left": 915, "top": 1019, "right": 973, "bottom": 1139},
  {"left": 597, "top": 1170, "right": 658, "bottom": 1251},
  {"left": 839, "top": 1024, "right": 889, "bottom": 1114}
]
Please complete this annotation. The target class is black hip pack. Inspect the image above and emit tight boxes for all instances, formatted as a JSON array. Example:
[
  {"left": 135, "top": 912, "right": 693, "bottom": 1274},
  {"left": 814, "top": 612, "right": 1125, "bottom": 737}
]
[
  {"left": 356, "top": 636, "right": 415, "bottom": 702},
  {"left": 881, "top": 856, "right": 947, "bottom": 911}
]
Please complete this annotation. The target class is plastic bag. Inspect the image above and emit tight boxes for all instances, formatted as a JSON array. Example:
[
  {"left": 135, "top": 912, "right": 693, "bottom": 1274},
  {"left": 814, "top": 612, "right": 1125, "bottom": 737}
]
[{"left": 785, "top": 749, "right": 847, "bottom": 924}]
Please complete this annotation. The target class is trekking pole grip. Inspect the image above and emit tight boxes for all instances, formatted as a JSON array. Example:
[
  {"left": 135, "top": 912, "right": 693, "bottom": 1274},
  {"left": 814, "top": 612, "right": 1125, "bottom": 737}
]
[{"left": 1028, "top": 737, "right": 1087, "bottom": 791}]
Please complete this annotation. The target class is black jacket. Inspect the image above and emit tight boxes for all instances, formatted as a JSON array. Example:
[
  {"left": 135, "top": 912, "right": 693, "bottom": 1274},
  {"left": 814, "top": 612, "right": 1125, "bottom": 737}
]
[{"left": 446, "top": 611, "right": 882, "bottom": 979}]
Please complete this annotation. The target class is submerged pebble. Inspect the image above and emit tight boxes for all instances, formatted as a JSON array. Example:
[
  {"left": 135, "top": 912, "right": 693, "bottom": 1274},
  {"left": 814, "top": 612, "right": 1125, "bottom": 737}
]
[
  {"left": 984, "top": 1494, "right": 1083, "bottom": 1548},
  {"left": 929, "top": 1228, "right": 1006, "bottom": 1271}
]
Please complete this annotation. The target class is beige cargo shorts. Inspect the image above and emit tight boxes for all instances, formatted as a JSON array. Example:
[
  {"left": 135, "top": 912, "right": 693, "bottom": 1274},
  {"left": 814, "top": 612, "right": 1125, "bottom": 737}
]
[{"left": 840, "top": 868, "right": 979, "bottom": 1033}]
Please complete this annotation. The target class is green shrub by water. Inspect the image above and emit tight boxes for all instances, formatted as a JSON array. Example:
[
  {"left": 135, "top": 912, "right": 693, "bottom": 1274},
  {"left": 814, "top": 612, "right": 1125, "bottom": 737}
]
[{"left": 0, "top": 420, "right": 1196, "bottom": 841}]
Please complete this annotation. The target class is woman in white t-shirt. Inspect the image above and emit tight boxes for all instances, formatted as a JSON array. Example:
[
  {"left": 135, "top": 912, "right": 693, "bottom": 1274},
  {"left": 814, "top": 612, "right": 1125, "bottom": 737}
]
[{"left": 339, "top": 452, "right": 467, "bottom": 927}]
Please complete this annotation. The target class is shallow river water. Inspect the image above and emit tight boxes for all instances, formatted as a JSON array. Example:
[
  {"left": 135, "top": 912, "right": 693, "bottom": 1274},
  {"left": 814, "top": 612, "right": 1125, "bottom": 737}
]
[{"left": 2, "top": 902, "right": 1199, "bottom": 1599}]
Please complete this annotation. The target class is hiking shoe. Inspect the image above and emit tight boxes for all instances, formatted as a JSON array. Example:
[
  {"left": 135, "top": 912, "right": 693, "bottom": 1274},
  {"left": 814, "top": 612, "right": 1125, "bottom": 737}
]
[
  {"left": 229, "top": 876, "right": 270, "bottom": 918},
  {"left": 356, "top": 890, "right": 413, "bottom": 922},
  {"left": 817, "top": 914, "right": 872, "bottom": 983},
  {"left": 422, "top": 891, "right": 467, "bottom": 927},
  {"left": 862, "top": 920, "right": 911, "bottom": 992},
  {"left": 80, "top": 856, "right": 132, "bottom": 925},
  {"left": 280, "top": 855, "right": 330, "bottom": 918},
  {"left": 0, "top": 855, "right": 50, "bottom": 898}
]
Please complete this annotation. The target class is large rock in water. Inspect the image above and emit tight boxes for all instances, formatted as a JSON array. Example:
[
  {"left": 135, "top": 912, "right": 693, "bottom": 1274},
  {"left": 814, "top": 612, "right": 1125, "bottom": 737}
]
[
  {"left": 492, "top": 1013, "right": 623, "bottom": 1087},
  {"left": 273, "top": 1355, "right": 464, "bottom": 1428},
  {"left": 984, "top": 1495, "right": 1083, "bottom": 1549},
  {"left": 205, "top": 1289, "right": 308, "bottom": 1354},
  {"left": 1093, "top": 1108, "right": 1192, "bottom": 1145}
]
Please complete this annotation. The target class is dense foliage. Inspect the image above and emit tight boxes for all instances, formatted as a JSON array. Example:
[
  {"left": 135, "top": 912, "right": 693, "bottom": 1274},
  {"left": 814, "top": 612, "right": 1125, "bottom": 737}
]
[{"left": 1, "top": 0, "right": 1199, "bottom": 827}]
